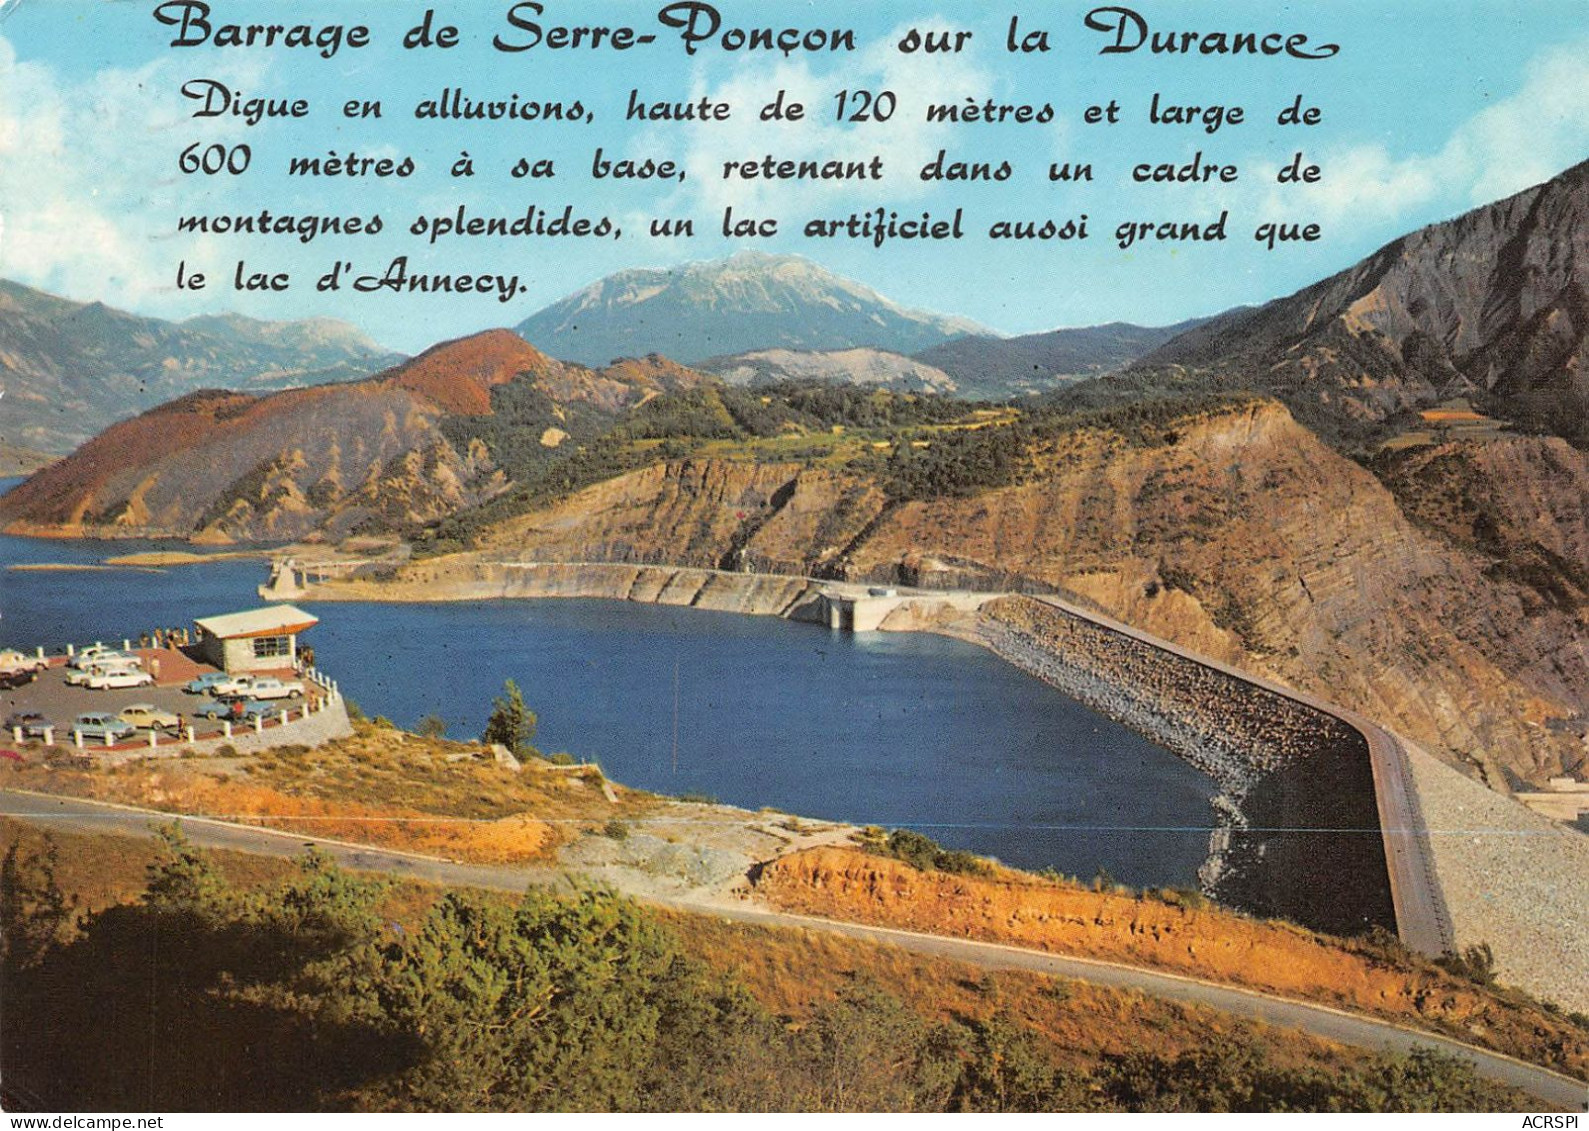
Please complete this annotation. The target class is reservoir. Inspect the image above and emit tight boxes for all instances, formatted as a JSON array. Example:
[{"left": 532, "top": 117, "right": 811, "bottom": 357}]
[{"left": 0, "top": 509, "right": 1218, "bottom": 888}]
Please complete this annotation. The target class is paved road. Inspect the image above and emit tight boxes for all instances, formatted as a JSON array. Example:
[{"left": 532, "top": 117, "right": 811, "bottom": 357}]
[
  {"left": 1027, "top": 593, "right": 1456, "bottom": 956},
  {"left": 3, "top": 788, "right": 1582, "bottom": 1110}
]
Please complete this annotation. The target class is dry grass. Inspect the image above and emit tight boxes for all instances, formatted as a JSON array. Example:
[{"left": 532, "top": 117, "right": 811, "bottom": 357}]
[
  {"left": 1, "top": 723, "right": 660, "bottom": 865},
  {"left": 4, "top": 817, "right": 1392, "bottom": 1087},
  {"left": 661, "top": 911, "right": 1428, "bottom": 1078}
]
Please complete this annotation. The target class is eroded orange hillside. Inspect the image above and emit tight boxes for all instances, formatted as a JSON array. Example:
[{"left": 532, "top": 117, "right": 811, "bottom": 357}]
[
  {"left": 754, "top": 846, "right": 1589, "bottom": 1078},
  {"left": 0, "top": 331, "right": 710, "bottom": 542},
  {"left": 382, "top": 328, "right": 557, "bottom": 415}
]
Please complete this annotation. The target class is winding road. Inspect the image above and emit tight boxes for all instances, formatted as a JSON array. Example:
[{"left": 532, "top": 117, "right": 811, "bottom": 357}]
[{"left": 3, "top": 787, "right": 1582, "bottom": 1110}]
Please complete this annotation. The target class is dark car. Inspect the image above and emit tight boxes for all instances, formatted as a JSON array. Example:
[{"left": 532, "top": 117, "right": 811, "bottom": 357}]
[
  {"left": 0, "top": 669, "right": 37, "bottom": 690},
  {"left": 4, "top": 711, "right": 50, "bottom": 738}
]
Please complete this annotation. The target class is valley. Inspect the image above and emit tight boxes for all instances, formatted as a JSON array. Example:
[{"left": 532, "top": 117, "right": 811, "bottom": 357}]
[{"left": 5, "top": 159, "right": 1589, "bottom": 1112}]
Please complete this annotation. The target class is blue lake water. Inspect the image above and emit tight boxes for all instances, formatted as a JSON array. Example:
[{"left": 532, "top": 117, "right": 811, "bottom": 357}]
[{"left": 0, "top": 486, "right": 1217, "bottom": 887}]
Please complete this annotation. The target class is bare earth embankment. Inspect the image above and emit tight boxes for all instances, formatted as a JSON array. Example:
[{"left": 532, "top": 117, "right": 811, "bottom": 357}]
[{"left": 751, "top": 846, "right": 1589, "bottom": 1080}]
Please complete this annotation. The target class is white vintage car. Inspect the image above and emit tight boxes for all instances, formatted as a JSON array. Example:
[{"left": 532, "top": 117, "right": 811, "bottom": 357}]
[
  {"left": 68, "top": 646, "right": 136, "bottom": 670},
  {"left": 66, "top": 660, "right": 140, "bottom": 687},
  {"left": 209, "top": 674, "right": 257, "bottom": 698},
  {"left": 87, "top": 668, "right": 155, "bottom": 690},
  {"left": 244, "top": 677, "right": 305, "bottom": 701}
]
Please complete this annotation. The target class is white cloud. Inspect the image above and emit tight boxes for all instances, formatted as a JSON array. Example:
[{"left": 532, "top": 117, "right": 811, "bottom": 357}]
[
  {"left": 0, "top": 35, "right": 267, "bottom": 309},
  {"left": 1257, "top": 36, "right": 1589, "bottom": 225}
]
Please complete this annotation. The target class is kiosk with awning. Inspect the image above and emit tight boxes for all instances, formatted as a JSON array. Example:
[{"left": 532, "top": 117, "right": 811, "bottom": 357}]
[{"left": 193, "top": 605, "right": 319, "bottom": 674}]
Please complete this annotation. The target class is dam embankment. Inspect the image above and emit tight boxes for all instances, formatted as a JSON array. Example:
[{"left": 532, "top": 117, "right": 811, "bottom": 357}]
[
  {"left": 284, "top": 558, "right": 826, "bottom": 617},
  {"left": 979, "top": 596, "right": 1397, "bottom": 939},
  {"left": 299, "top": 557, "right": 1399, "bottom": 937}
]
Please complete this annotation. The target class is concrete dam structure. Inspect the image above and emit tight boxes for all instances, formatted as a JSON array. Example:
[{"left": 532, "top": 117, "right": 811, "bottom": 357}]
[{"left": 290, "top": 554, "right": 1448, "bottom": 952}]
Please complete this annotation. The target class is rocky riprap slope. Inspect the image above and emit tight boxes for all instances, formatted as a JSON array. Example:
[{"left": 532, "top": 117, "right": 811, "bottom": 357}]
[{"left": 979, "top": 596, "right": 1393, "bottom": 937}]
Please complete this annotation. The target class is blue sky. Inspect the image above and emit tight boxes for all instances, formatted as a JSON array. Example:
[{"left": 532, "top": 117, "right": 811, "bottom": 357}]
[{"left": 3, "top": 0, "right": 1589, "bottom": 354}]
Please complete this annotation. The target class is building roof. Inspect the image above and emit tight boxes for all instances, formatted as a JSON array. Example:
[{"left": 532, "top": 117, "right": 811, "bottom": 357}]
[{"left": 194, "top": 605, "right": 319, "bottom": 640}]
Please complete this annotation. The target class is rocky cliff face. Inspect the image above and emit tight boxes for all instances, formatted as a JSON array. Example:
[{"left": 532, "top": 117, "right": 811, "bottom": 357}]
[
  {"left": 462, "top": 400, "right": 1588, "bottom": 786},
  {"left": 1136, "top": 160, "right": 1589, "bottom": 446},
  {"left": 1373, "top": 435, "right": 1589, "bottom": 609}
]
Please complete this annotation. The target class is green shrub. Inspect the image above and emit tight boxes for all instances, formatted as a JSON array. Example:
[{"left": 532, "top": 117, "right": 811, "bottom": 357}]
[
  {"left": 416, "top": 715, "right": 447, "bottom": 739},
  {"left": 868, "top": 829, "right": 990, "bottom": 877},
  {"left": 1437, "top": 943, "right": 1497, "bottom": 987}
]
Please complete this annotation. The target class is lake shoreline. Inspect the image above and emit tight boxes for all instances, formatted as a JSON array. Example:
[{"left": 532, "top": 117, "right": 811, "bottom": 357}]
[{"left": 291, "top": 558, "right": 1398, "bottom": 935}]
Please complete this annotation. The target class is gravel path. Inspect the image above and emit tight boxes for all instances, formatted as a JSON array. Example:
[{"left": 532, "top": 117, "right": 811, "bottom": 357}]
[{"left": 1405, "top": 745, "right": 1589, "bottom": 1014}]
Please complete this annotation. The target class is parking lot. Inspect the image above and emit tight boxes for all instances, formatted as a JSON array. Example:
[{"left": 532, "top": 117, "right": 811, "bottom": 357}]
[{"left": 2, "top": 647, "right": 315, "bottom": 748}]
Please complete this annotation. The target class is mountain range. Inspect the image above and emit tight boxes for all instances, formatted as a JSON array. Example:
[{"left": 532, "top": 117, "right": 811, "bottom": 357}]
[
  {"left": 915, "top": 319, "right": 1215, "bottom": 399},
  {"left": 513, "top": 251, "right": 988, "bottom": 366},
  {"left": 1119, "top": 157, "right": 1589, "bottom": 449},
  {"left": 0, "top": 330, "right": 701, "bottom": 542},
  {"left": 7, "top": 161, "right": 1589, "bottom": 794},
  {"left": 0, "top": 280, "right": 404, "bottom": 454},
  {"left": 691, "top": 319, "right": 1211, "bottom": 401}
]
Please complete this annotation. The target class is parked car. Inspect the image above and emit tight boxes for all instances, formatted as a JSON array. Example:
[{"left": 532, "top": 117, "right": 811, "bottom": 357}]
[
  {"left": 230, "top": 699, "right": 278, "bottom": 722},
  {"left": 119, "top": 704, "right": 181, "bottom": 731},
  {"left": 245, "top": 677, "right": 304, "bottom": 701},
  {"left": 87, "top": 668, "right": 156, "bottom": 690},
  {"left": 4, "top": 711, "right": 50, "bottom": 738},
  {"left": 209, "top": 674, "right": 256, "bottom": 698},
  {"left": 184, "top": 671, "right": 233, "bottom": 694},
  {"left": 0, "top": 668, "right": 37, "bottom": 689},
  {"left": 197, "top": 698, "right": 274, "bottom": 722},
  {"left": 69, "top": 646, "right": 135, "bottom": 670},
  {"left": 0, "top": 649, "right": 47, "bottom": 673},
  {"left": 66, "top": 661, "right": 139, "bottom": 687},
  {"left": 72, "top": 713, "right": 136, "bottom": 743}
]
